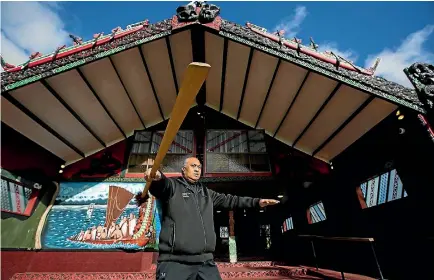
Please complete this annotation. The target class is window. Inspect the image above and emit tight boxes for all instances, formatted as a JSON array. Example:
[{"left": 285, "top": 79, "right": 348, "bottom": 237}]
[
  {"left": 1, "top": 176, "right": 40, "bottom": 216},
  {"left": 127, "top": 130, "right": 194, "bottom": 174},
  {"left": 359, "top": 169, "right": 407, "bottom": 208},
  {"left": 282, "top": 216, "right": 294, "bottom": 233},
  {"left": 220, "top": 226, "right": 229, "bottom": 238},
  {"left": 308, "top": 201, "right": 327, "bottom": 224},
  {"left": 205, "top": 130, "right": 270, "bottom": 173}
]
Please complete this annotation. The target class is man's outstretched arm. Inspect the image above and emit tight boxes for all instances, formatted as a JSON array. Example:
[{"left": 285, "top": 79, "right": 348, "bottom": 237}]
[
  {"left": 145, "top": 170, "right": 175, "bottom": 201},
  {"left": 209, "top": 189, "right": 279, "bottom": 210}
]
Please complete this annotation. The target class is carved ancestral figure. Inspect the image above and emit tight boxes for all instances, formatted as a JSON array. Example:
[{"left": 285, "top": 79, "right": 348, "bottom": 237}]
[
  {"left": 176, "top": 1, "right": 199, "bottom": 22},
  {"left": 198, "top": 2, "right": 220, "bottom": 23},
  {"left": 69, "top": 34, "right": 83, "bottom": 45},
  {"left": 176, "top": 1, "right": 220, "bottom": 23},
  {"left": 408, "top": 63, "right": 434, "bottom": 110}
]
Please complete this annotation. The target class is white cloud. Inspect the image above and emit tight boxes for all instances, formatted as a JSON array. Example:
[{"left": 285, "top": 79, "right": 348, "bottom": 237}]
[
  {"left": 318, "top": 42, "right": 359, "bottom": 64},
  {"left": 42, "top": 1, "right": 62, "bottom": 11},
  {"left": 1, "top": 1, "right": 70, "bottom": 66},
  {"left": 1, "top": 32, "right": 28, "bottom": 67},
  {"left": 364, "top": 25, "right": 434, "bottom": 87},
  {"left": 272, "top": 6, "right": 307, "bottom": 38}
]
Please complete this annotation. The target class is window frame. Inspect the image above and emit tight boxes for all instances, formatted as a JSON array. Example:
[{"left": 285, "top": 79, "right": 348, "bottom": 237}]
[
  {"left": 1, "top": 176, "right": 40, "bottom": 217},
  {"left": 357, "top": 168, "right": 407, "bottom": 209},
  {"left": 204, "top": 129, "right": 271, "bottom": 174},
  {"left": 307, "top": 201, "right": 327, "bottom": 224},
  {"left": 282, "top": 216, "right": 294, "bottom": 233},
  {"left": 125, "top": 130, "right": 196, "bottom": 176}
]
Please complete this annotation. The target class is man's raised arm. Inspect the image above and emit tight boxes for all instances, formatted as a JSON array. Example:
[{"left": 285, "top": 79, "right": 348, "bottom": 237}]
[
  {"left": 209, "top": 189, "right": 259, "bottom": 209},
  {"left": 209, "top": 189, "right": 280, "bottom": 210},
  {"left": 145, "top": 170, "right": 174, "bottom": 201}
]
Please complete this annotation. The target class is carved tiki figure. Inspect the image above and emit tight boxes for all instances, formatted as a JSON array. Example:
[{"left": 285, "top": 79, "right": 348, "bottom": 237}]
[{"left": 408, "top": 63, "right": 434, "bottom": 111}]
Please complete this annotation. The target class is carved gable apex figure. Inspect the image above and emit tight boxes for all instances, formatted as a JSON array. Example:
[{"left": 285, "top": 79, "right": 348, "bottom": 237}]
[
  {"left": 176, "top": 1, "right": 220, "bottom": 23},
  {"left": 199, "top": 2, "right": 220, "bottom": 23},
  {"left": 176, "top": 1, "right": 199, "bottom": 22}
]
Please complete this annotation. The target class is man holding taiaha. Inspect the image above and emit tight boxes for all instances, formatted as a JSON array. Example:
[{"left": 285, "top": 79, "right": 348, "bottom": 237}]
[{"left": 144, "top": 157, "right": 279, "bottom": 280}]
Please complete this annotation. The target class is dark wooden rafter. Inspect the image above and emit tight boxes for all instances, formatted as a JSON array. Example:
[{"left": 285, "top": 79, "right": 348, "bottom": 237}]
[
  {"left": 312, "top": 95, "right": 375, "bottom": 157},
  {"left": 273, "top": 70, "right": 311, "bottom": 137},
  {"left": 137, "top": 46, "right": 165, "bottom": 121},
  {"left": 255, "top": 59, "right": 281, "bottom": 128},
  {"left": 40, "top": 79, "right": 107, "bottom": 148},
  {"left": 191, "top": 25, "right": 206, "bottom": 106},
  {"left": 76, "top": 67, "right": 127, "bottom": 138},
  {"left": 237, "top": 48, "right": 254, "bottom": 120},
  {"left": 292, "top": 83, "right": 342, "bottom": 147},
  {"left": 165, "top": 37, "right": 179, "bottom": 95},
  {"left": 219, "top": 38, "right": 229, "bottom": 112},
  {"left": 120, "top": 133, "right": 135, "bottom": 177},
  {"left": 108, "top": 56, "right": 146, "bottom": 128},
  {"left": 2, "top": 92, "right": 85, "bottom": 158}
]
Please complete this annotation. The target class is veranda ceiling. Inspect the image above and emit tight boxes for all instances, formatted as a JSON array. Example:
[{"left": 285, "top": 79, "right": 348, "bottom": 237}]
[{"left": 1, "top": 23, "right": 417, "bottom": 166}]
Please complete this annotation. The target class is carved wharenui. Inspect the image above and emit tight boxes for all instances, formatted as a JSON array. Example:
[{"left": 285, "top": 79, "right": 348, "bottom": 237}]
[{"left": 0, "top": 1, "right": 431, "bottom": 167}]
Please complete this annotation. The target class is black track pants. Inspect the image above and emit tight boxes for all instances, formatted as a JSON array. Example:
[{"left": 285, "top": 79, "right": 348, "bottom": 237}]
[{"left": 156, "top": 260, "right": 222, "bottom": 280}]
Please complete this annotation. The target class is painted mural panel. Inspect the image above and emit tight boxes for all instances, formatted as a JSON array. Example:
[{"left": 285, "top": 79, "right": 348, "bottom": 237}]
[{"left": 42, "top": 181, "right": 162, "bottom": 250}]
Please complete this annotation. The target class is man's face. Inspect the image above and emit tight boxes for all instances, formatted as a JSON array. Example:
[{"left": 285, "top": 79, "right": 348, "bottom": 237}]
[{"left": 182, "top": 157, "right": 202, "bottom": 183}]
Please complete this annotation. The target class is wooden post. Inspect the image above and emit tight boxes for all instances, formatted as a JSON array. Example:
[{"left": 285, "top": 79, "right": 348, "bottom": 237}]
[{"left": 228, "top": 211, "right": 237, "bottom": 263}]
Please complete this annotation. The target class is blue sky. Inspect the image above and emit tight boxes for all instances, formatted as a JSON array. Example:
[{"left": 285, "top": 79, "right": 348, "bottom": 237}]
[{"left": 1, "top": 1, "right": 433, "bottom": 87}]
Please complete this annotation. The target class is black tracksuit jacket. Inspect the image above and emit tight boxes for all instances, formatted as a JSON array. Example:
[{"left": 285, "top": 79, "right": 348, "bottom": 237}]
[{"left": 149, "top": 173, "right": 260, "bottom": 263}]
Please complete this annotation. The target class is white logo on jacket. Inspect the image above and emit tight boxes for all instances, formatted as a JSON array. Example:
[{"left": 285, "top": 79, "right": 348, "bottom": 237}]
[{"left": 182, "top": 192, "right": 190, "bottom": 198}]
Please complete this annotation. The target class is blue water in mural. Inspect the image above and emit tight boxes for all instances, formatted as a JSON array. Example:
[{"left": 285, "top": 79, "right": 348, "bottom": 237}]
[{"left": 42, "top": 181, "right": 163, "bottom": 250}]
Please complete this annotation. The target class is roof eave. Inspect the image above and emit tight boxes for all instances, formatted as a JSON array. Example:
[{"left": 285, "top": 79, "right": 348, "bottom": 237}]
[{"left": 0, "top": 6, "right": 425, "bottom": 114}]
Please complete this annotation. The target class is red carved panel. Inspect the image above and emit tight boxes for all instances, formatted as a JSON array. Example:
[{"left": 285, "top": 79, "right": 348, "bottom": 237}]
[
  {"left": 203, "top": 16, "right": 222, "bottom": 31},
  {"left": 306, "top": 208, "right": 313, "bottom": 225},
  {"left": 171, "top": 7, "right": 202, "bottom": 30},
  {"left": 356, "top": 187, "right": 368, "bottom": 209},
  {"left": 171, "top": 15, "right": 197, "bottom": 30}
]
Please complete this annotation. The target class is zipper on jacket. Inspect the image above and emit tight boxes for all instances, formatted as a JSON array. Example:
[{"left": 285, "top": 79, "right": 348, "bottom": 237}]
[
  {"left": 193, "top": 192, "right": 207, "bottom": 252},
  {"left": 171, "top": 223, "right": 176, "bottom": 253}
]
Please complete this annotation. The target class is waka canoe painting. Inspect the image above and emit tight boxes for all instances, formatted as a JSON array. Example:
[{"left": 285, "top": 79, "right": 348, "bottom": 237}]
[{"left": 42, "top": 181, "right": 162, "bottom": 250}]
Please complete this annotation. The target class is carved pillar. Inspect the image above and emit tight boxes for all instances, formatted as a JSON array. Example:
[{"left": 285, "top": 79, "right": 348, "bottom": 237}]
[
  {"left": 404, "top": 63, "right": 434, "bottom": 135},
  {"left": 228, "top": 210, "right": 237, "bottom": 263}
]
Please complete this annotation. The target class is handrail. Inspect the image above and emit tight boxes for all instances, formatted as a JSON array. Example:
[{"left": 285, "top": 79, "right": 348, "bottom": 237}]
[
  {"left": 297, "top": 234, "right": 375, "bottom": 243},
  {"left": 294, "top": 234, "right": 383, "bottom": 280}
]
